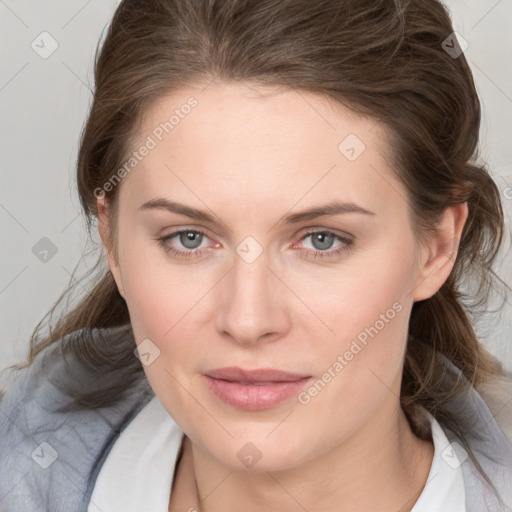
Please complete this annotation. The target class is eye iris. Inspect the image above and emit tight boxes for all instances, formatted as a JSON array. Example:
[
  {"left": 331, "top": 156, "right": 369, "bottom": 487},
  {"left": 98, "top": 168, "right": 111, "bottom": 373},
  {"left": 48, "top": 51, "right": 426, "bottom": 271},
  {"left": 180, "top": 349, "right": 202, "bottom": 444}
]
[
  {"left": 312, "top": 232, "right": 334, "bottom": 250},
  {"left": 180, "top": 231, "right": 202, "bottom": 249}
]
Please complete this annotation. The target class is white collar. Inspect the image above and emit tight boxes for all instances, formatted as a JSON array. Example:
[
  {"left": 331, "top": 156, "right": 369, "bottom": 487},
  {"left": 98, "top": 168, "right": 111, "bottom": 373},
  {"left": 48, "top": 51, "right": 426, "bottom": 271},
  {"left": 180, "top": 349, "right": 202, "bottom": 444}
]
[
  {"left": 88, "top": 396, "right": 184, "bottom": 512},
  {"left": 410, "top": 411, "right": 466, "bottom": 511}
]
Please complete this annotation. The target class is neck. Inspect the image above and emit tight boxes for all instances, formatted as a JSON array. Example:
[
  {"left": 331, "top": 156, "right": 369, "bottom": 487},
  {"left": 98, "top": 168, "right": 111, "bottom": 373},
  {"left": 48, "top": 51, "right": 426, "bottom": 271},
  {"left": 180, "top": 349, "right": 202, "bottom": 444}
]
[{"left": 173, "top": 400, "right": 434, "bottom": 512}]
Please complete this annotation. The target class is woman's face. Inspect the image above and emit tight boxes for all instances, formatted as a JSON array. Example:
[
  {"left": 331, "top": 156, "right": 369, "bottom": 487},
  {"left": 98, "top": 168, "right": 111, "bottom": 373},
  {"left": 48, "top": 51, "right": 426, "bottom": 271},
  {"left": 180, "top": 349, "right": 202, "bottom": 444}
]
[{"left": 98, "top": 81, "right": 456, "bottom": 472}]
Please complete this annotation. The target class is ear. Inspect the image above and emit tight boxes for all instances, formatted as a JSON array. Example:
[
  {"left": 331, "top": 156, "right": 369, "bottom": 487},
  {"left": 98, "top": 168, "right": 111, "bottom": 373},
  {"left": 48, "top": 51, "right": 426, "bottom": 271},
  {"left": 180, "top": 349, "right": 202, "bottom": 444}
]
[
  {"left": 97, "top": 196, "right": 126, "bottom": 300},
  {"left": 412, "top": 202, "right": 468, "bottom": 302}
]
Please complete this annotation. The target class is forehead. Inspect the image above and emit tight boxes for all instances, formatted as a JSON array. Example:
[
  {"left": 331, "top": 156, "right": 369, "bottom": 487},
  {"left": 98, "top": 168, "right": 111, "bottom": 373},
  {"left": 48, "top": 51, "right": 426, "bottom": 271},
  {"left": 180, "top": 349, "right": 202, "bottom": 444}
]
[{"left": 119, "top": 81, "right": 405, "bottom": 220}]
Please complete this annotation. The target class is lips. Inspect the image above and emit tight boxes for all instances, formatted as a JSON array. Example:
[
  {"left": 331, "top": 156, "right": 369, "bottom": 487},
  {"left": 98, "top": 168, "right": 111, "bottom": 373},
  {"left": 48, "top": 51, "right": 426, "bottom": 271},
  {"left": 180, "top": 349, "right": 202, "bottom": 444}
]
[
  {"left": 203, "top": 367, "right": 313, "bottom": 410},
  {"left": 205, "top": 367, "right": 310, "bottom": 383}
]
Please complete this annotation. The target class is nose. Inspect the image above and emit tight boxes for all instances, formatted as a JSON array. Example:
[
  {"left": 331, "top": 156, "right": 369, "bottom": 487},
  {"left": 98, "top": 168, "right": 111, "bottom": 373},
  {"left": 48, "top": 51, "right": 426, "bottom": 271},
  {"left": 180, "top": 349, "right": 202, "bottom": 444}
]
[{"left": 214, "top": 249, "right": 292, "bottom": 347}]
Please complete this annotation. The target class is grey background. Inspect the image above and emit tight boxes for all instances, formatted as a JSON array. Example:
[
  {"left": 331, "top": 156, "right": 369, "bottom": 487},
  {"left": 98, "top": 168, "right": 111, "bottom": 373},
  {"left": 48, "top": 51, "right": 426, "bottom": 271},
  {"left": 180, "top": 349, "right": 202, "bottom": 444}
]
[{"left": 1, "top": 0, "right": 511, "bottom": 372}]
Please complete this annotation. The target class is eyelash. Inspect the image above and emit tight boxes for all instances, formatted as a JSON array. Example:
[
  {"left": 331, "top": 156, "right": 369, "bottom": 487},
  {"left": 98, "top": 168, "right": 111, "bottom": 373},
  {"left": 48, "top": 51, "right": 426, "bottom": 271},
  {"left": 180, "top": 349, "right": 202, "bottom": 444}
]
[{"left": 156, "top": 228, "right": 354, "bottom": 260}]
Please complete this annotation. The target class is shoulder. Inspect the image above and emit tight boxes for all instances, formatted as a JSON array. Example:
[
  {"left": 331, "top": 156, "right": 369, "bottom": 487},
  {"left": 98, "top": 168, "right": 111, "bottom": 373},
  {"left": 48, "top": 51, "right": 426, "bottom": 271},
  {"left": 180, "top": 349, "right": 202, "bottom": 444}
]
[
  {"left": 477, "top": 370, "right": 512, "bottom": 446},
  {"left": 439, "top": 359, "right": 512, "bottom": 510},
  {"left": 0, "top": 327, "right": 154, "bottom": 512}
]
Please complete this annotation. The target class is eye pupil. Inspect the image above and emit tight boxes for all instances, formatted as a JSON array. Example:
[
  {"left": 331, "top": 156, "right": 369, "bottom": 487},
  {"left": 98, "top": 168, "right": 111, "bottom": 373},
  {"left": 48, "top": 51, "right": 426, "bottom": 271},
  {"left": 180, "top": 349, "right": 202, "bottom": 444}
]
[
  {"left": 312, "top": 232, "right": 334, "bottom": 250},
  {"left": 180, "top": 231, "right": 202, "bottom": 249}
]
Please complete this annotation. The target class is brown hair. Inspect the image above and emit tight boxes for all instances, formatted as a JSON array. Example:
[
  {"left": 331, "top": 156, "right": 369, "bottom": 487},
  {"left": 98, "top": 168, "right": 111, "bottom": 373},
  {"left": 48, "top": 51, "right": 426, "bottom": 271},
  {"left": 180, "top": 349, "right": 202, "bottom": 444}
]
[{"left": 14, "top": 0, "right": 511, "bottom": 499}]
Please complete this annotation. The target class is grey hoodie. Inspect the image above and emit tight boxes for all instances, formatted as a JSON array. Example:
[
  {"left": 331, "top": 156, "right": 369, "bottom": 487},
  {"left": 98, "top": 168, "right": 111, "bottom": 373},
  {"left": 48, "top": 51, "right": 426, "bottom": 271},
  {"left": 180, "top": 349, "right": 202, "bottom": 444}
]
[{"left": 1, "top": 327, "right": 511, "bottom": 511}]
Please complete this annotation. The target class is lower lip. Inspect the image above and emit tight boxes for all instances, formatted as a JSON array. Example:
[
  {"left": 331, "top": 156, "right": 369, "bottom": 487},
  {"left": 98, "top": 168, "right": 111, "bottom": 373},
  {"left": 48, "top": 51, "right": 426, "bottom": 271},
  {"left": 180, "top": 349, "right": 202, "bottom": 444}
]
[{"left": 203, "top": 375, "right": 313, "bottom": 410}]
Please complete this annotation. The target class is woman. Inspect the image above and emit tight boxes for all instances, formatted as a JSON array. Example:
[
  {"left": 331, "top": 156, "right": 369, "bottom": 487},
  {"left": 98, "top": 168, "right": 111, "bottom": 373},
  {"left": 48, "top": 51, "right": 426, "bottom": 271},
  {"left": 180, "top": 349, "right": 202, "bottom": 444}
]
[{"left": 1, "top": 0, "right": 511, "bottom": 511}]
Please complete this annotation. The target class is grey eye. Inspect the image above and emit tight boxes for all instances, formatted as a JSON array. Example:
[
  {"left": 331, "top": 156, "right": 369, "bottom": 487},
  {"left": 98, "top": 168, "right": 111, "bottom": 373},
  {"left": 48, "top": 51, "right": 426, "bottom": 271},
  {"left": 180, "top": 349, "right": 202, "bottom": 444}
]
[
  {"left": 310, "top": 232, "right": 335, "bottom": 251},
  {"left": 179, "top": 231, "right": 203, "bottom": 249}
]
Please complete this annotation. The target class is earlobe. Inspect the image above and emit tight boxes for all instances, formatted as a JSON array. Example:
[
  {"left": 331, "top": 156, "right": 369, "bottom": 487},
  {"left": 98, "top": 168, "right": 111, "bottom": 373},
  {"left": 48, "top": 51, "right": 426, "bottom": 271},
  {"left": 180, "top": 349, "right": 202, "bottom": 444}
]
[
  {"left": 412, "top": 202, "right": 469, "bottom": 302},
  {"left": 96, "top": 196, "right": 126, "bottom": 300}
]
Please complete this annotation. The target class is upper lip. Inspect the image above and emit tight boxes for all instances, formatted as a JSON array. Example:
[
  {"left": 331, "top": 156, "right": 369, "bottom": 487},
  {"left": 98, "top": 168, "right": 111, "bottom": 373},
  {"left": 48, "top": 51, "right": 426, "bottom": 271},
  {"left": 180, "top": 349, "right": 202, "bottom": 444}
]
[{"left": 205, "top": 367, "right": 310, "bottom": 383}]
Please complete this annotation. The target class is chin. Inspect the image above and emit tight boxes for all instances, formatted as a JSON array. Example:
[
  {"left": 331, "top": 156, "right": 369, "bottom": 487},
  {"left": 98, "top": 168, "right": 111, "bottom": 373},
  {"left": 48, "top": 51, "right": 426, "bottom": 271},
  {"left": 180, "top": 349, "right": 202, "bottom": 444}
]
[{"left": 196, "top": 430, "right": 313, "bottom": 473}]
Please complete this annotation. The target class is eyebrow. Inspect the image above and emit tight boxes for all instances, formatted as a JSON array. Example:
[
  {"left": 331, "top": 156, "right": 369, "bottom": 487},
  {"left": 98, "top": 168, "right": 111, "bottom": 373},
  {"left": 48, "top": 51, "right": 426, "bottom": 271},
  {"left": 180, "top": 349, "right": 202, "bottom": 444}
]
[
  {"left": 138, "top": 197, "right": 375, "bottom": 227},
  {"left": 279, "top": 200, "right": 375, "bottom": 224},
  {"left": 139, "top": 197, "right": 217, "bottom": 223}
]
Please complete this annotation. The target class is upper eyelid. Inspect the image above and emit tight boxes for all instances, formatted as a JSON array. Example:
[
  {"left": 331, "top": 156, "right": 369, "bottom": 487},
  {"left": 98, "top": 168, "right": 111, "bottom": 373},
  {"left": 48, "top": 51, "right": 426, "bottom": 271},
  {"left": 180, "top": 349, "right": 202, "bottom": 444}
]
[{"left": 300, "top": 229, "right": 353, "bottom": 240}]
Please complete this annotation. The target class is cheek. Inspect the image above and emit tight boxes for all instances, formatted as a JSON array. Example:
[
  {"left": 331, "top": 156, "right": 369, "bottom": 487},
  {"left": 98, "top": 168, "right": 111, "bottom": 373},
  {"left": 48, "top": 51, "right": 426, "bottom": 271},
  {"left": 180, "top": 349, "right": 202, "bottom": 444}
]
[
  {"left": 300, "top": 241, "right": 417, "bottom": 389},
  {"left": 304, "top": 243, "right": 415, "bottom": 339},
  {"left": 118, "top": 248, "right": 207, "bottom": 418},
  {"left": 287, "top": 257, "right": 414, "bottom": 454},
  {"left": 118, "top": 233, "right": 207, "bottom": 337}
]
